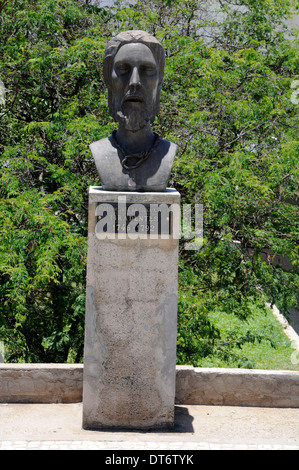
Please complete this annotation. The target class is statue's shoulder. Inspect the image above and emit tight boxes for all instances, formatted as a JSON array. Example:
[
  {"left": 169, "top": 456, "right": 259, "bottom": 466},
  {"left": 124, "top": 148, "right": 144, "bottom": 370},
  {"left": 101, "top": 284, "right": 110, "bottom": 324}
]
[
  {"left": 167, "top": 139, "right": 177, "bottom": 153},
  {"left": 158, "top": 138, "right": 177, "bottom": 160},
  {"left": 90, "top": 136, "right": 113, "bottom": 155}
]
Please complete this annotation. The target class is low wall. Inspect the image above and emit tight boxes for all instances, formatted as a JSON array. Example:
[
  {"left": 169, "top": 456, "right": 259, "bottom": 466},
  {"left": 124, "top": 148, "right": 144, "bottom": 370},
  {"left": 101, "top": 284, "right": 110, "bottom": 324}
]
[
  {"left": 0, "top": 364, "right": 298, "bottom": 408},
  {"left": 175, "top": 366, "right": 299, "bottom": 408},
  {"left": 0, "top": 364, "right": 82, "bottom": 404}
]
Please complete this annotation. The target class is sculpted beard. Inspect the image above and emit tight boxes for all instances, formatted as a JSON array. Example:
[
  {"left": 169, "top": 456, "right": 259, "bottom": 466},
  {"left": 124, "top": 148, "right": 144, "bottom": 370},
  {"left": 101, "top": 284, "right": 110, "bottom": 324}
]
[{"left": 114, "top": 100, "right": 155, "bottom": 132}]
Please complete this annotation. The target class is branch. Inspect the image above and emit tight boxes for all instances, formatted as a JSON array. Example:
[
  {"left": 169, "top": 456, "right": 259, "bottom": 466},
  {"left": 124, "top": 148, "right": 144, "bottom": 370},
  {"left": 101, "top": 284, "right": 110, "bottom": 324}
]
[
  {"left": 214, "top": 115, "right": 281, "bottom": 157},
  {"left": 0, "top": 0, "right": 10, "bottom": 14},
  {"left": 0, "top": 85, "right": 19, "bottom": 120}
]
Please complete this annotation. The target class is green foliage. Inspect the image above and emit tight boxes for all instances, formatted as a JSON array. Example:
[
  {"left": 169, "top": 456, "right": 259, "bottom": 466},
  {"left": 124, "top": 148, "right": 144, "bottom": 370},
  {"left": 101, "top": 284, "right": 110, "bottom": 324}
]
[
  {"left": 0, "top": 0, "right": 110, "bottom": 361},
  {"left": 176, "top": 259, "right": 292, "bottom": 369},
  {"left": 0, "top": 0, "right": 298, "bottom": 364}
]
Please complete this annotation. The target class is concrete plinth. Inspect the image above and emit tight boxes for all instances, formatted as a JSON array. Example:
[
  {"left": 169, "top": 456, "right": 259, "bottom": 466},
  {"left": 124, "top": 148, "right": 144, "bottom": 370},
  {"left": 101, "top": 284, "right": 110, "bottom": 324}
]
[{"left": 82, "top": 187, "right": 180, "bottom": 430}]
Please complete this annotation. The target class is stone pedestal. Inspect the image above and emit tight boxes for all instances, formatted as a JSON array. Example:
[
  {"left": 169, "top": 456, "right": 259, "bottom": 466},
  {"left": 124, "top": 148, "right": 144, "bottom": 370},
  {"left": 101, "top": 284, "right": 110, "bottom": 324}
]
[{"left": 82, "top": 187, "right": 180, "bottom": 430}]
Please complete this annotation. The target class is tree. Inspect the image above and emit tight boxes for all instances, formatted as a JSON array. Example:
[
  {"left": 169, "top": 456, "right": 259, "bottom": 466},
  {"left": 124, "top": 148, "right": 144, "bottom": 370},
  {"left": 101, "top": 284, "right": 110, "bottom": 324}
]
[
  {"left": 0, "top": 0, "right": 298, "bottom": 364},
  {"left": 0, "top": 0, "right": 110, "bottom": 361}
]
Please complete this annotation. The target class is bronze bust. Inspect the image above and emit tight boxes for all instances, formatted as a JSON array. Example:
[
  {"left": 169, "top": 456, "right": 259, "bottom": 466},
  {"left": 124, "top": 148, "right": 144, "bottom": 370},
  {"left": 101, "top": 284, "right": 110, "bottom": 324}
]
[{"left": 90, "top": 30, "right": 177, "bottom": 192}]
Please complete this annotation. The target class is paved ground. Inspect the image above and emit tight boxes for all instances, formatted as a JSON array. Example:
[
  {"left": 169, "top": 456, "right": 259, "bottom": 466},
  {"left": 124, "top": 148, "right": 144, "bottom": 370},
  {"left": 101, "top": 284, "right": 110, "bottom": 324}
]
[{"left": 0, "top": 403, "right": 298, "bottom": 450}]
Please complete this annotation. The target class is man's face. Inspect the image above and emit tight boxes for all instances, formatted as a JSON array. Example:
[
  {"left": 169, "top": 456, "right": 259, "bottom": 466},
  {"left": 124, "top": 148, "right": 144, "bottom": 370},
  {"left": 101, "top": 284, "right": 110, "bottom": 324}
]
[{"left": 111, "top": 42, "right": 159, "bottom": 132}]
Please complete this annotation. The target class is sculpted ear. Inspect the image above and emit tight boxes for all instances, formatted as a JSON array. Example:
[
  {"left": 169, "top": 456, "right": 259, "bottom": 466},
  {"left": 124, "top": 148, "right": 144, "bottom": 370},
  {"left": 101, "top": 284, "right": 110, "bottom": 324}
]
[
  {"left": 103, "top": 55, "right": 112, "bottom": 90},
  {"left": 102, "top": 57, "right": 115, "bottom": 119}
]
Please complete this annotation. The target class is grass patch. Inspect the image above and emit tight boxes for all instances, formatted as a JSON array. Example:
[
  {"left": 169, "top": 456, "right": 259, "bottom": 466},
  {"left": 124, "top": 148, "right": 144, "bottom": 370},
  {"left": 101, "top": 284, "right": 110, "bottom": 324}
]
[{"left": 200, "top": 304, "right": 299, "bottom": 370}]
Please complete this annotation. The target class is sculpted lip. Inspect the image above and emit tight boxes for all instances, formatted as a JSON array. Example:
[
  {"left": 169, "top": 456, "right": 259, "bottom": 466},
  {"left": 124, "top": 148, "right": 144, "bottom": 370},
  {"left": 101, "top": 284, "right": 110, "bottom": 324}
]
[{"left": 122, "top": 95, "right": 144, "bottom": 104}]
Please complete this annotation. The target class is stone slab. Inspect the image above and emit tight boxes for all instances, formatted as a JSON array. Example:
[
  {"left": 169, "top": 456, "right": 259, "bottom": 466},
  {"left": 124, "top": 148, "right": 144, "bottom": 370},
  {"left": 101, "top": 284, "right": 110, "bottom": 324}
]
[
  {"left": 88, "top": 186, "right": 180, "bottom": 204},
  {"left": 175, "top": 366, "right": 299, "bottom": 407},
  {"left": 0, "top": 364, "right": 82, "bottom": 403},
  {"left": 82, "top": 187, "right": 180, "bottom": 430}
]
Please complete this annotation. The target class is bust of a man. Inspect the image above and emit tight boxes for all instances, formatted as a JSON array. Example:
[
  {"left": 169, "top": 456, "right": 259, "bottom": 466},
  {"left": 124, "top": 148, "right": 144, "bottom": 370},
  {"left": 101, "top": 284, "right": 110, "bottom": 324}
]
[{"left": 90, "top": 30, "right": 177, "bottom": 192}]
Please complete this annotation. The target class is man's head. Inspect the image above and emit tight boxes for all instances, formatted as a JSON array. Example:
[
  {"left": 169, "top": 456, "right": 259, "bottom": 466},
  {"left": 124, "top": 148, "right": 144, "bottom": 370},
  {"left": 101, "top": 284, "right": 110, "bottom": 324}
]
[{"left": 103, "top": 30, "right": 165, "bottom": 132}]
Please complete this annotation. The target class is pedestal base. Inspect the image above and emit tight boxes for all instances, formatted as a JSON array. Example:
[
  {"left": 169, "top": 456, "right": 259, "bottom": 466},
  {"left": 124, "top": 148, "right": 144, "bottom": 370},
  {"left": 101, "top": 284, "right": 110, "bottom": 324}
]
[{"left": 82, "top": 187, "right": 180, "bottom": 430}]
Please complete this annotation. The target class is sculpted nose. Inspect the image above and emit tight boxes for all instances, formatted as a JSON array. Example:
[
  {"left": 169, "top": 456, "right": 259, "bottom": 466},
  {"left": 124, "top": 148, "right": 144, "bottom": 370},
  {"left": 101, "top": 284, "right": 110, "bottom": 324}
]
[{"left": 129, "top": 66, "right": 141, "bottom": 88}]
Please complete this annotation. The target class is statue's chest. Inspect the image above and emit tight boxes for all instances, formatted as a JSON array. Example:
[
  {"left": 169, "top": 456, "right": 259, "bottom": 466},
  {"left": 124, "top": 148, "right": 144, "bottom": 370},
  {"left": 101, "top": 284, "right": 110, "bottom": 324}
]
[{"left": 94, "top": 148, "right": 170, "bottom": 192}]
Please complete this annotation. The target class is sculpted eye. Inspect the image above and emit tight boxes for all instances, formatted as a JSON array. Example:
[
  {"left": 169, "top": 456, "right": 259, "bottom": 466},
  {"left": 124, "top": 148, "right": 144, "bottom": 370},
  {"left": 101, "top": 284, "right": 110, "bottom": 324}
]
[
  {"left": 116, "top": 64, "right": 130, "bottom": 75},
  {"left": 142, "top": 65, "right": 156, "bottom": 75}
]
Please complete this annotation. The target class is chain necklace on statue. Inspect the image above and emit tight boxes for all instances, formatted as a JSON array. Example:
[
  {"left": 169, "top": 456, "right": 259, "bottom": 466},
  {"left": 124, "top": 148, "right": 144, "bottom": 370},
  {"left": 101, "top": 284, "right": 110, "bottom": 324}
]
[{"left": 111, "top": 130, "right": 160, "bottom": 171}]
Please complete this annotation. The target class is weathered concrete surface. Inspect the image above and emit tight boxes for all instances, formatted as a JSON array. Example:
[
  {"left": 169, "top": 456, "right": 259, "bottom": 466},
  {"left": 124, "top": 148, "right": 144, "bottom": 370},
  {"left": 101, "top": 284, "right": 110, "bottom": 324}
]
[
  {"left": 175, "top": 366, "right": 299, "bottom": 408},
  {"left": 82, "top": 187, "right": 180, "bottom": 430},
  {"left": 0, "top": 364, "right": 82, "bottom": 403},
  {"left": 0, "top": 403, "right": 299, "bottom": 449}
]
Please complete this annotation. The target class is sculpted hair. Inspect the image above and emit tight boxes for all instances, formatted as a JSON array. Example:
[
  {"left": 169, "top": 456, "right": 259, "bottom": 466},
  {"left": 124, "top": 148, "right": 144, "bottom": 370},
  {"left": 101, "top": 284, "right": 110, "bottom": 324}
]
[{"left": 103, "top": 30, "right": 166, "bottom": 118}]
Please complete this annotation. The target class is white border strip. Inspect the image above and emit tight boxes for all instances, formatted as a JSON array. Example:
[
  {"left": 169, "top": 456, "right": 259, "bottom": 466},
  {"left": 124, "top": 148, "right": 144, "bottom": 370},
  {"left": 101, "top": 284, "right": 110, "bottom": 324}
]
[{"left": 269, "top": 303, "right": 299, "bottom": 351}]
